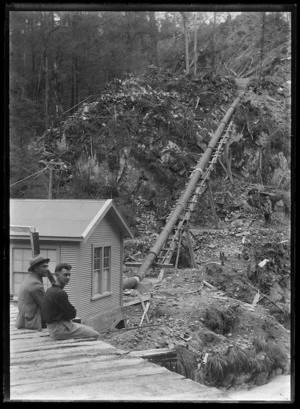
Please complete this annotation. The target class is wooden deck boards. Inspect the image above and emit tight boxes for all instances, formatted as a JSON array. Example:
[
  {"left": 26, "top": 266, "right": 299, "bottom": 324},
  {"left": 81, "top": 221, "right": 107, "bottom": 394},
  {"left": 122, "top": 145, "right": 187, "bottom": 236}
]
[{"left": 9, "top": 303, "right": 231, "bottom": 401}]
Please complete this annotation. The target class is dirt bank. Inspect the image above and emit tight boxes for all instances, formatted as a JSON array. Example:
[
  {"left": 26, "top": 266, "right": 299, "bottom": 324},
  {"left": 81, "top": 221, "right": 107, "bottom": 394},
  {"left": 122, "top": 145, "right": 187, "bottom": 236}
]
[{"left": 227, "top": 375, "right": 292, "bottom": 401}]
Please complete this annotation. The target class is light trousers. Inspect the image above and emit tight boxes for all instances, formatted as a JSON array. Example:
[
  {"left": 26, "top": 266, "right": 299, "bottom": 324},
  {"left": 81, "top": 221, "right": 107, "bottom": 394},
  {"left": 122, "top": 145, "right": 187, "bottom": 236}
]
[{"left": 47, "top": 320, "right": 99, "bottom": 340}]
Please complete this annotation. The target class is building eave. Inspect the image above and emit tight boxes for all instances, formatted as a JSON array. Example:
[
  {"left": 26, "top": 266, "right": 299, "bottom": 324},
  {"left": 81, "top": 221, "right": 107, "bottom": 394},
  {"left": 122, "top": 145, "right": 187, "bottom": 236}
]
[{"left": 10, "top": 235, "right": 83, "bottom": 242}]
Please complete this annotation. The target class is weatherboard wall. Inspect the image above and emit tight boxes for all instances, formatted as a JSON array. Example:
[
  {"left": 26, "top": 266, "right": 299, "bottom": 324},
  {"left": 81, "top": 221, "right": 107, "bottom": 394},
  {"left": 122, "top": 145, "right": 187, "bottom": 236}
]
[
  {"left": 78, "top": 210, "right": 123, "bottom": 328},
  {"left": 59, "top": 241, "right": 80, "bottom": 307}
]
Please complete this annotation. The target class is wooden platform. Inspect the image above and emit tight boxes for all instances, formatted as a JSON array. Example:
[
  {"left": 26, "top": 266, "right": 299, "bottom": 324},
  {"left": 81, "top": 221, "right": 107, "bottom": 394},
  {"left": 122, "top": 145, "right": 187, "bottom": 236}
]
[{"left": 9, "top": 303, "right": 231, "bottom": 401}]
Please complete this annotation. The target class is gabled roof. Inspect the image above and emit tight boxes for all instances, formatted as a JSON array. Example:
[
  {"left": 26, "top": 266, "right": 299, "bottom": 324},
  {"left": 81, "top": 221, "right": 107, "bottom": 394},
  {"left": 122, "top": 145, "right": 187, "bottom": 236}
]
[{"left": 10, "top": 199, "right": 133, "bottom": 241}]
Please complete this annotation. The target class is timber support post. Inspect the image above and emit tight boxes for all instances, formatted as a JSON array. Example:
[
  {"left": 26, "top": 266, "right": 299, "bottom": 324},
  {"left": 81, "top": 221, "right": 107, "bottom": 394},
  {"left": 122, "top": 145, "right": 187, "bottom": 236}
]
[
  {"left": 184, "top": 226, "right": 197, "bottom": 268},
  {"left": 175, "top": 230, "right": 183, "bottom": 271},
  {"left": 224, "top": 143, "right": 233, "bottom": 183},
  {"left": 206, "top": 180, "right": 219, "bottom": 229}
]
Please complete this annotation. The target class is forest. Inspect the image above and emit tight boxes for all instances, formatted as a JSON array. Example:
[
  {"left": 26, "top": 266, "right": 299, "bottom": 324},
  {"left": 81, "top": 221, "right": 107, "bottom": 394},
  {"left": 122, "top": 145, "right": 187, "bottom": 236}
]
[{"left": 9, "top": 9, "right": 291, "bottom": 228}]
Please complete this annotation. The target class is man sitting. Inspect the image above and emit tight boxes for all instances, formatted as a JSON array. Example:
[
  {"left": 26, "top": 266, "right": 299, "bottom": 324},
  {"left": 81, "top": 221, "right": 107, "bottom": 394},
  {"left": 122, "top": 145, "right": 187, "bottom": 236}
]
[
  {"left": 16, "top": 255, "right": 50, "bottom": 331},
  {"left": 42, "top": 263, "right": 100, "bottom": 340}
]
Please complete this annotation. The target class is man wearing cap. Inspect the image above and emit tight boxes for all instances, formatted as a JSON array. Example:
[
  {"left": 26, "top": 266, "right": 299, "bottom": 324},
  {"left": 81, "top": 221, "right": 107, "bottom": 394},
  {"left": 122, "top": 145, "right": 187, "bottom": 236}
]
[
  {"left": 15, "top": 255, "right": 50, "bottom": 331},
  {"left": 42, "top": 263, "right": 100, "bottom": 340}
]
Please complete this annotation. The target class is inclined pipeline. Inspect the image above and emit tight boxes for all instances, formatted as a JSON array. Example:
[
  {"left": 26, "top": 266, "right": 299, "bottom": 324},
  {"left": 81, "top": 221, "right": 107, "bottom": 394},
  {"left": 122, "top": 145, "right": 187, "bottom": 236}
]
[{"left": 123, "top": 87, "right": 248, "bottom": 290}]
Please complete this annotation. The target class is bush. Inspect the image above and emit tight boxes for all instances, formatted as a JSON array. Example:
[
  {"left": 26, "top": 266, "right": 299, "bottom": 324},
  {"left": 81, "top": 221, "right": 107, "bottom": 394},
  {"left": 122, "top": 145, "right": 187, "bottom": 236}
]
[
  {"left": 253, "top": 337, "right": 287, "bottom": 372},
  {"left": 203, "top": 306, "right": 239, "bottom": 335}
]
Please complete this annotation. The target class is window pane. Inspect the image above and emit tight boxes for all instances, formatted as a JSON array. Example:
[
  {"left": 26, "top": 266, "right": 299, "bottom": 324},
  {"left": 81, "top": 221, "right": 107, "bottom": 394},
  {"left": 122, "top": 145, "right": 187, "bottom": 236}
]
[
  {"left": 98, "top": 272, "right": 102, "bottom": 294},
  {"left": 103, "top": 270, "right": 109, "bottom": 292},
  {"left": 94, "top": 247, "right": 102, "bottom": 270},
  {"left": 14, "top": 283, "right": 22, "bottom": 296},
  {"left": 48, "top": 261, "right": 56, "bottom": 273},
  {"left": 104, "top": 246, "right": 110, "bottom": 268},
  {"left": 13, "top": 260, "right": 23, "bottom": 272},
  {"left": 14, "top": 249, "right": 23, "bottom": 260},
  {"left": 23, "top": 249, "right": 32, "bottom": 260},
  {"left": 22, "top": 260, "right": 30, "bottom": 271},
  {"left": 23, "top": 248, "right": 32, "bottom": 271},
  {"left": 94, "top": 259, "right": 100, "bottom": 270},
  {"left": 46, "top": 249, "right": 57, "bottom": 262},
  {"left": 14, "top": 272, "right": 25, "bottom": 284}
]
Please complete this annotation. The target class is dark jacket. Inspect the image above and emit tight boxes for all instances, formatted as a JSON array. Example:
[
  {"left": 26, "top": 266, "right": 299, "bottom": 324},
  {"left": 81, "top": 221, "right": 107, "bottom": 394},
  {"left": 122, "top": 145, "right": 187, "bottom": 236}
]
[
  {"left": 42, "top": 285, "right": 76, "bottom": 324},
  {"left": 15, "top": 272, "right": 45, "bottom": 330}
]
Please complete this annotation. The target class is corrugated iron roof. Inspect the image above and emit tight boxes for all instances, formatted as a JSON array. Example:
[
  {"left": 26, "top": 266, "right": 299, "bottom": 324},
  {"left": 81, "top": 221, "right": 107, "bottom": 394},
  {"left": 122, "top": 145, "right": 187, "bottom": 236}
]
[{"left": 10, "top": 199, "right": 133, "bottom": 240}]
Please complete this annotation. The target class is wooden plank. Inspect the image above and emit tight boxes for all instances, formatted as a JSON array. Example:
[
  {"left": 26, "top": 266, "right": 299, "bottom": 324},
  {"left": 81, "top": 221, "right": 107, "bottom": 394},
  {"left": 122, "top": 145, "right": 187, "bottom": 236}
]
[
  {"left": 125, "top": 262, "right": 173, "bottom": 268},
  {"left": 129, "top": 348, "right": 173, "bottom": 357},
  {"left": 11, "top": 334, "right": 99, "bottom": 346},
  {"left": 11, "top": 338, "right": 112, "bottom": 353},
  {"left": 9, "top": 328, "right": 45, "bottom": 335},
  {"left": 11, "top": 364, "right": 171, "bottom": 396},
  {"left": 10, "top": 346, "right": 124, "bottom": 366},
  {"left": 158, "top": 267, "right": 166, "bottom": 281},
  {"left": 123, "top": 294, "right": 151, "bottom": 307},
  {"left": 139, "top": 301, "right": 150, "bottom": 326},
  {"left": 136, "top": 291, "right": 150, "bottom": 324},
  {"left": 11, "top": 369, "right": 183, "bottom": 401},
  {"left": 11, "top": 339, "right": 55, "bottom": 350},
  {"left": 10, "top": 333, "right": 50, "bottom": 340},
  {"left": 11, "top": 357, "right": 146, "bottom": 385},
  {"left": 10, "top": 354, "right": 121, "bottom": 372},
  {"left": 10, "top": 343, "right": 120, "bottom": 360},
  {"left": 11, "top": 372, "right": 228, "bottom": 401},
  {"left": 10, "top": 330, "right": 49, "bottom": 337}
]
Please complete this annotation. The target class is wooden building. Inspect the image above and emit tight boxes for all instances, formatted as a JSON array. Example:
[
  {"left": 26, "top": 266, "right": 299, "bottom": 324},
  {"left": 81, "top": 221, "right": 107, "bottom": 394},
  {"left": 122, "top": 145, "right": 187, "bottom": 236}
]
[{"left": 9, "top": 199, "right": 133, "bottom": 330}]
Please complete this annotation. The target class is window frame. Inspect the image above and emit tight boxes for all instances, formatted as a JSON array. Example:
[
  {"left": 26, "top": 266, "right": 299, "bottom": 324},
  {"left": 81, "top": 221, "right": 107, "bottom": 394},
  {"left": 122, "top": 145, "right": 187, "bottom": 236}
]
[{"left": 91, "top": 243, "right": 112, "bottom": 300}]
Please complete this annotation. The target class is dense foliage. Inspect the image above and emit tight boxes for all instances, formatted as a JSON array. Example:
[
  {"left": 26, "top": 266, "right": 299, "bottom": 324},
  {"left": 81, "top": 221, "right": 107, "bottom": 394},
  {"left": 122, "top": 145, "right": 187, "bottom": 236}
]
[{"left": 9, "top": 10, "right": 291, "bottom": 225}]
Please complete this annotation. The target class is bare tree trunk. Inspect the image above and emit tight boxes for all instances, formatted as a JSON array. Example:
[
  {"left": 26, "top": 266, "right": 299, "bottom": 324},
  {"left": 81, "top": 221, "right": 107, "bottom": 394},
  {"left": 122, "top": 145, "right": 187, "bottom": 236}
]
[
  {"left": 36, "top": 53, "right": 43, "bottom": 101},
  {"left": 193, "top": 17, "right": 198, "bottom": 76},
  {"left": 48, "top": 166, "right": 53, "bottom": 199},
  {"left": 148, "top": 12, "right": 159, "bottom": 66},
  {"left": 45, "top": 51, "right": 49, "bottom": 130},
  {"left": 258, "top": 12, "right": 266, "bottom": 89},
  {"left": 181, "top": 12, "right": 189, "bottom": 75},
  {"left": 71, "top": 54, "right": 78, "bottom": 112},
  {"left": 43, "top": 23, "right": 60, "bottom": 127},
  {"left": 125, "top": 12, "right": 132, "bottom": 74},
  {"left": 211, "top": 12, "right": 217, "bottom": 74}
]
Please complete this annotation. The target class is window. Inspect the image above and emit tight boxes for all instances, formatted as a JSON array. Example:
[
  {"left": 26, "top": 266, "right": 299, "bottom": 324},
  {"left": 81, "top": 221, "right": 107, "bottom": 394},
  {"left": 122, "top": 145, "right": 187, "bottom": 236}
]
[
  {"left": 11, "top": 248, "right": 57, "bottom": 296},
  {"left": 92, "top": 245, "right": 111, "bottom": 297}
]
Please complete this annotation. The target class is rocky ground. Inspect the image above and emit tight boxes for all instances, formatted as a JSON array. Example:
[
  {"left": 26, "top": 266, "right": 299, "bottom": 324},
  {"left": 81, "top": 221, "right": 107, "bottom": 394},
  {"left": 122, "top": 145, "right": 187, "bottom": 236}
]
[{"left": 101, "top": 177, "right": 292, "bottom": 394}]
